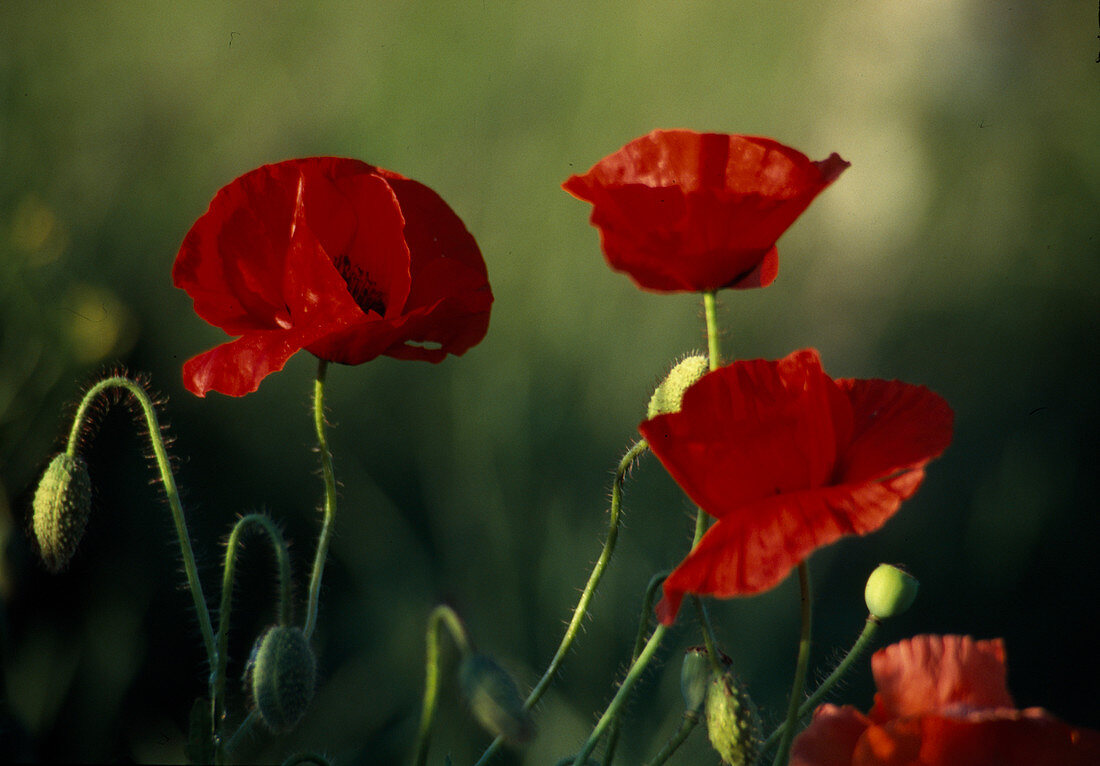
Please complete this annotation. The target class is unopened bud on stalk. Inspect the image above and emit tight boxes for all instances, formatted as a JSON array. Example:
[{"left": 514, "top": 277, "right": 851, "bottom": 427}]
[
  {"left": 705, "top": 671, "right": 760, "bottom": 766},
  {"left": 249, "top": 625, "right": 316, "bottom": 732},
  {"left": 864, "top": 563, "right": 919, "bottom": 620},
  {"left": 647, "top": 355, "right": 709, "bottom": 419},
  {"left": 33, "top": 453, "right": 92, "bottom": 572},
  {"left": 459, "top": 653, "right": 534, "bottom": 744}
]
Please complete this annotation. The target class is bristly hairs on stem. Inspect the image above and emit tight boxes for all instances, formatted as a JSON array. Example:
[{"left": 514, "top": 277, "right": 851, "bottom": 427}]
[{"left": 56, "top": 370, "right": 217, "bottom": 669}]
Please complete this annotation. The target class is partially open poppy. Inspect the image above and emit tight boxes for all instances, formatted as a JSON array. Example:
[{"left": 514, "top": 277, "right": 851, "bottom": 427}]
[
  {"left": 790, "top": 635, "right": 1100, "bottom": 766},
  {"left": 563, "top": 130, "right": 849, "bottom": 293},
  {"left": 639, "top": 349, "right": 953, "bottom": 623},
  {"left": 173, "top": 157, "right": 493, "bottom": 397}
]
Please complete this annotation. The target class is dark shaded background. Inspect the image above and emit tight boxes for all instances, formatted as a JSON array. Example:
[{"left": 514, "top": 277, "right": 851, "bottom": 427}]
[{"left": 2, "top": 2, "right": 1097, "bottom": 763}]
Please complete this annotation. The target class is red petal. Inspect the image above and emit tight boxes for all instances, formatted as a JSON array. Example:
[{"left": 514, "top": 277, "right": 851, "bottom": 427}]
[
  {"left": 836, "top": 379, "right": 954, "bottom": 484},
  {"left": 655, "top": 476, "right": 919, "bottom": 622},
  {"left": 641, "top": 350, "right": 849, "bottom": 519},
  {"left": 182, "top": 327, "right": 325, "bottom": 397},
  {"left": 564, "top": 130, "right": 848, "bottom": 292},
  {"left": 869, "top": 636, "right": 1014, "bottom": 719},
  {"left": 790, "top": 704, "right": 872, "bottom": 766},
  {"left": 853, "top": 712, "right": 1100, "bottom": 766},
  {"left": 173, "top": 162, "right": 302, "bottom": 333}
]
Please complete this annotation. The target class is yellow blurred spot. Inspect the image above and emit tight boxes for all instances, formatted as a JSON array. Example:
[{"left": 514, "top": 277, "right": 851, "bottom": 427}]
[
  {"left": 64, "top": 284, "right": 137, "bottom": 364},
  {"left": 10, "top": 194, "right": 68, "bottom": 266}
]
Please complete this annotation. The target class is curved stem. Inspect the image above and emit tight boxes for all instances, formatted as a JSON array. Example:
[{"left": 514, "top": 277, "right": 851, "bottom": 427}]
[
  {"left": 761, "top": 615, "right": 881, "bottom": 755},
  {"left": 303, "top": 360, "right": 337, "bottom": 639},
  {"left": 67, "top": 376, "right": 216, "bottom": 665},
  {"left": 413, "top": 606, "right": 472, "bottom": 766},
  {"left": 604, "top": 571, "right": 669, "bottom": 764},
  {"left": 212, "top": 513, "right": 292, "bottom": 756},
  {"left": 571, "top": 624, "right": 668, "bottom": 765},
  {"left": 772, "top": 562, "right": 813, "bottom": 766},
  {"left": 473, "top": 439, "right": 648, "bottom": 766},
  {"left": 643, "top": 714, "right": 700, "bottom": 766}
]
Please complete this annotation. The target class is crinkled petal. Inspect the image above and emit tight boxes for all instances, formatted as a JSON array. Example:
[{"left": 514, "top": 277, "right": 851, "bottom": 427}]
[
  {"left": 869, "top": 636, "right": 1014, "bottom": 720},
  {"left": 183, "top": 324, "right": 333, "bottom": 397},
  {"left": 655, "top": 475, "right": 920, "bottom": 623}
]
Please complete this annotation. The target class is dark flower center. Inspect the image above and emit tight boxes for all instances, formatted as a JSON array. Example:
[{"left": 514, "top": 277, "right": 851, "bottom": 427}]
[{"left": 333, "top": 255, "right": 386, "bottom": 316}]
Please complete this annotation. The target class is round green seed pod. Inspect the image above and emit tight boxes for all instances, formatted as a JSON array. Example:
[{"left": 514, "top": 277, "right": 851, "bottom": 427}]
[
  {"left": 647, "top": 355, "right": 709, "bottom": 419},
  {"left": 864, "top": 563, "right": 919, "bottom": 620},
  {"left": 32, "top": 453, "right": 92, "bottom": 573},
  {"left": 705, "top": 671, "right": 761, "bottom": 766},
  {"left": 459, "top": 653, "right": 534, "bottom": 745},
  {"left": 249, "top": 626, "right": 316, "bottom": 733}
]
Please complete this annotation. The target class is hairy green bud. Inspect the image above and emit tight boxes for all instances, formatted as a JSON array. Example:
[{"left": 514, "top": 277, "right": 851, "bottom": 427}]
[
  {"left": 647, "top": 355, "right": 709, "bottom": 419},
  {"left": 33, "top": 453, "right": 92, "bottom": 572},
  {"left": 705, "top": 672, "right": 760, "bottom": 766},
  {"left": 459, "top": 653, "right": 534, "bottom": 745},
  {"left": 865, "top": 563, "right": 919, "bottom": 620},
  {"left": 249, "top": 626, "right": 316, "bottom": 733}
]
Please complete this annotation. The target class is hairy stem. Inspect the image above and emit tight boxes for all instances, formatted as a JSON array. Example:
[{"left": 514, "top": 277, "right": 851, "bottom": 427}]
[{"left": 473, "top": 440, "right": 648, "bottom": 766}]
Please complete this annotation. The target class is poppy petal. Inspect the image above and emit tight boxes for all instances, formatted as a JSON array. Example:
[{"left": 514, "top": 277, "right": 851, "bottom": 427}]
[
  {"left": 564, "top": 130, "right": 848, "bottom": 292},
  {"left": 182, "top": 325, "right": 330, "bottom": 398},
  {"left": 869, "top": 636, "right": 1014, "bottom": 720},
  {"left": 655, "top": 475, "right": 921, "bottom": 623},
  {"left": 790, "top": 704, "right": 873, "bottom": 766},
  {"left": 641, "top": 350, "right": 848, "bottom": 518},
  {"left": 837, "top": 379, "right": 955, "bottom": 485}
]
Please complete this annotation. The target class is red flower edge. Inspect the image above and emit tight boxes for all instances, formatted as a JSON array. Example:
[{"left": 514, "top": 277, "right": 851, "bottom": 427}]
[
  {"left": 173, "top": 157, "right": 493, "bottom": 396},
  {"left": 790, "top": 635, "right": 1100, "bottom": 766},
  {"left": 639, "top": 349, "right": 953, "bottom": 623},
  {"left": 563, "top": 129, "right": 849, "bottom": 293}
]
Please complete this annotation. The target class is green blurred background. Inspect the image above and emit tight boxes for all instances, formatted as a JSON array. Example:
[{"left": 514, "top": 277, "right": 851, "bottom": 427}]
[{"left": 1, "top": 2, "right": 1097, "bottom": 763}]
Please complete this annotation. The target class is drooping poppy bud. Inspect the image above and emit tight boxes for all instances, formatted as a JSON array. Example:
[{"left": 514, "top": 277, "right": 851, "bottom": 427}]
[
  {"left": 32, "top": 453, "right": 93, "bottom": 572},
  {"left": 647, "top": 355, "right": 709, "bottom": 419},
  {"left": 864, "top": 563, "right": 919, "bottom": 620},
  {"left": 458, "top": 653, "right": 534, "bottom": 745},
  {"left": 248, "top": 625, "right": 317, "bottom": 733},
  {"left": 705, "top": 671, "right": 761, "bottom": 766}
]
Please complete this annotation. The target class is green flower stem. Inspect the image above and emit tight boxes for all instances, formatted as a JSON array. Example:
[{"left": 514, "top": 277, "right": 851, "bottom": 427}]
[
  {"left": 696, "top": 290, "right": 725, "bottom": 671},
  {"left": 67, "top": 376, "right": 216, "bottom": 666},
  {"left": 212, "top": 513, "right": 292, "bottom": 757},
  {"left": 691, "top": 596, "right": 724, "bottom": 673},
  {"left": 224, "top": 710, "right": 259, "bottom": 757},
  {"left": 643, "top": 714, "right": 700, "bottom": 766},
  {"left": 702, "top": 291, "right": 721, "bottom": 372},
  {"left": 772, "top": 562, "right": 813, "bottom": 766},
  {"left": 571, "top": 623, "right": 669, "bottom": 765},
  {"left": 303, "top": 360, "right": 336, "bottom": 640},
  {"left": 473, "top": 439, "right": 648, "bottom": 766},
  {"left": 760, "top": 615, "right": 881, "bottom": 755},
  {"left": 604, "top": 571, "right": 669, "bottom": 764},
  {"left": 413, "top": 605, "right": 472, "bottom": 766}
]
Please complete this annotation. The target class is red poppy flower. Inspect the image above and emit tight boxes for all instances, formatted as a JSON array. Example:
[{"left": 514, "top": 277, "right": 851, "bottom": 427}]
[
  {"left": 639, "top": 349, "right": 953, "bottom": 623},
  {"left": 173, "top": 157, "right": 493, "bottom": 397},
  {"left": 562, "top": 130, "right": 849, "bottom": 293},
  {"left": 790, "top": 635, "right": 1100, "bottom": 766}
]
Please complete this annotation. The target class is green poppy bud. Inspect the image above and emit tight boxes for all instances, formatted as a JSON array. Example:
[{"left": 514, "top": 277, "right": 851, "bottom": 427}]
[
  {"left": 458, "top": 653, "right": 534, "bottom": 745},
  {"left": 680, "top": 646, "right": 711, "bottom": 716},
  {"left": 705, "top": 672, "right": 760, "bottom": 766},
  {"left": 864, "top": 563, "right": 919, "bottom": 620},
  {"left": 647, "top": 355, "right": 709, "bottom": 419},
  {"left": 33, "top": 453, "right": 92, "bottom": 572},
  {"left": 249, "top": 626, "right": 316, "bottom": 733}
]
